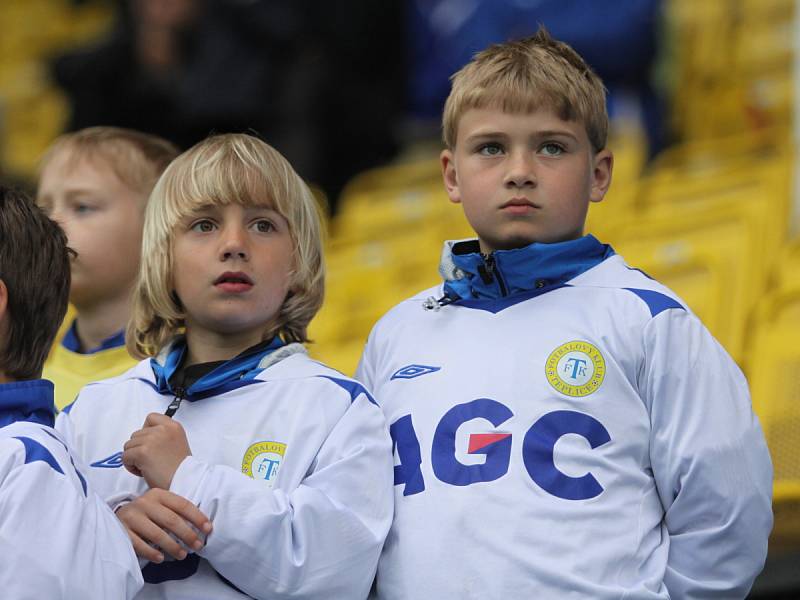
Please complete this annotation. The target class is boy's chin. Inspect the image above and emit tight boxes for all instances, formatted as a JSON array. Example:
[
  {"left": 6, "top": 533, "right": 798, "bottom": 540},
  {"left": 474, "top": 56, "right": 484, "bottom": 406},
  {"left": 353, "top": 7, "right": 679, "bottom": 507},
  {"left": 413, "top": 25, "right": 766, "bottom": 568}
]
[
  {"left": 480, "top": 229, "right": 586, "bottom": 252},
  {"left": 479, "top": 234, "right": 541, "bottom": 253}
]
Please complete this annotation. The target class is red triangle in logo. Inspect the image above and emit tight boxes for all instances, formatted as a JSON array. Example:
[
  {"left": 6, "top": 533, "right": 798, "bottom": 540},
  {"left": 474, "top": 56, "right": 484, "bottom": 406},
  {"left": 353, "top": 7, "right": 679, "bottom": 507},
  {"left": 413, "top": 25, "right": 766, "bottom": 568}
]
[{"left": 468, "top": 433, "right": 512, "bottom": 453}]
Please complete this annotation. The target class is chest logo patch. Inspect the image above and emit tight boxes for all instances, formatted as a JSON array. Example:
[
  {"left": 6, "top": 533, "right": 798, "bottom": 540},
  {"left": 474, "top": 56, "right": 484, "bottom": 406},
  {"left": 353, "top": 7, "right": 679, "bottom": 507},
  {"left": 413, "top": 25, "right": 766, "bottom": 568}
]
[
  {"left": 391, "top": 364, "right": 441, "bottom": 380},
  {"left": 91, "top": 451, "right": 124, "bottom": 469},
  {"left": 545, "top": 341, "right": 606, "bottom": 397},
  {"left": 242, "top": 441, "right": 286, "bottom": 486}
]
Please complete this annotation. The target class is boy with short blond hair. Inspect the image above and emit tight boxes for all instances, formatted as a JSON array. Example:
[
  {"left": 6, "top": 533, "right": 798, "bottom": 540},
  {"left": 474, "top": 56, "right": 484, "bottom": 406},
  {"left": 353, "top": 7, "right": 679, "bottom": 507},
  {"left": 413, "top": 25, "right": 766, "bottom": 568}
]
[
  {"left": 358, "top": 28, "right": 772, "bottom": 599},
  {"left": 37, "top": 126, "right": 179, "bottom": 409},
  {"left": 0, "top": 186, "right": 142, "bottom": 598}
]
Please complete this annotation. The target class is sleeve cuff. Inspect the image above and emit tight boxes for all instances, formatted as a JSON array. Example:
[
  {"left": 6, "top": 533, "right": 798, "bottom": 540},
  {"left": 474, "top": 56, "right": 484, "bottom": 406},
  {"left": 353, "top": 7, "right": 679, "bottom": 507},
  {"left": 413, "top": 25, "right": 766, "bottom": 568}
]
[
  {"left": 169, "top": 455, "right": 209, "bottom": 504},
  {"left": 107, "top": 491, "right": 138, "bottom": 513}
]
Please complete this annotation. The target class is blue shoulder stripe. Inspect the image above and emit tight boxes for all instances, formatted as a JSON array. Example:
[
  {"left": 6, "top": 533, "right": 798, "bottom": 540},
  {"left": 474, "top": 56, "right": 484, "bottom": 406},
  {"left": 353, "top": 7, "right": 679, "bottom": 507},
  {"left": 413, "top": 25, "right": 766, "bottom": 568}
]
[
  {"left": 624, "top": 288, "right": 685, "bottom": 317},
  {"left": 41, "top": 429, "right": 88, "bottom": 496},
  {"left": 316, "top": 376, "right": 377, "bottom": 405},
  {"left": 13, "top": 436, "right": 64, "bottom": 475}
]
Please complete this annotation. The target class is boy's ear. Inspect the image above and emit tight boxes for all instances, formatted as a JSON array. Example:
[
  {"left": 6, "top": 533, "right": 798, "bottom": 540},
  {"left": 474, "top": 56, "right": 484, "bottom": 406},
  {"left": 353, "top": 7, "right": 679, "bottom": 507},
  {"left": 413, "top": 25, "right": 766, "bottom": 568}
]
[
  {"left": 0, "top": 279, "right": 7, "bottom": 321},
  {"left": 440, "top": 149, "right": 461, "bottom": 204},
  {"left": 0, "top": 280, "right": 6, "bottom": 381},
  {"left": 589, "top": 149, "right": 613, "bottom": 203},
  {"left": 0, "top": 279, "right": 8, "bottom": 339}
]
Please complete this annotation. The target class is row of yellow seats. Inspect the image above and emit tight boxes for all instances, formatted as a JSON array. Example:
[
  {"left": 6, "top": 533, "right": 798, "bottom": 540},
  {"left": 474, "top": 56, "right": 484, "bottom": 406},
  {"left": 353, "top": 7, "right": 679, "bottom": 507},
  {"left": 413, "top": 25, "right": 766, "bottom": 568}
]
[
  {"left": 748, "top": 280, "right": 800, "bottom": 545},
  {"left": 599, "top": 151, "right": 791, "bottom": 363},
  {"left": 666, "top": 0, "right": 794, "bottom": 141},
  {"left": 0, "top": 0, "right": 111, "bottom": 55},
  {"left": 309, "top": 228, "right": 446, "bottom": 370}
]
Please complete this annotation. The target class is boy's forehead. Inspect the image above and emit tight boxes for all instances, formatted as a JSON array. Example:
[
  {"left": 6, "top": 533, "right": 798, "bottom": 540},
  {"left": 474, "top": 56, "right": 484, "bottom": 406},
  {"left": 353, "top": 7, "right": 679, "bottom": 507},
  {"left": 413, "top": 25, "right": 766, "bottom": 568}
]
[
  {"left": 179, "top": 197, "right": 279, "bottom": 217},
  {"left": 45, "top": 146, "right": 104, "bottom": 171},
  {"left": 457, "top": 104, "right": 583, "bottom": 136},
  {"left": 42, "top": 151, "right": 124, "bottom": 186}
]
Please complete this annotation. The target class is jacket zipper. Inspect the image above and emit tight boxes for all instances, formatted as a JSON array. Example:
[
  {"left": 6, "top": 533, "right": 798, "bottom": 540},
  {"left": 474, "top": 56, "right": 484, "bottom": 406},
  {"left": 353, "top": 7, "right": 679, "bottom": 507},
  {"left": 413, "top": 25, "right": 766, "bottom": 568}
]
[
  {"left": 165, "top": 386, "right": 187, "bottom": 417},
  {"left": 481, "top": 253, "right": 509, "bottom": 297}
]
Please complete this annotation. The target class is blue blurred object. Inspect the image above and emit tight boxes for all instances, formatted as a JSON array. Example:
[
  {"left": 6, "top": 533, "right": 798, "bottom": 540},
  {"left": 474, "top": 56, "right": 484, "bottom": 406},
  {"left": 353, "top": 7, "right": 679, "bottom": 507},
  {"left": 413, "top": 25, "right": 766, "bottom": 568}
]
[{"left": 408, "top": 0, "right": 664, "bottom": 154}]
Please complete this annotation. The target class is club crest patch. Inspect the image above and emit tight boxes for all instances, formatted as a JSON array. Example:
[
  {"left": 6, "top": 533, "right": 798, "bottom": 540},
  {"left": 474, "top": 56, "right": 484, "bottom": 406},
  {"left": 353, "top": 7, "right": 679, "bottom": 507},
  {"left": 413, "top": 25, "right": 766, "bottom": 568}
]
[
  {"left": 545, "top": 341, "right": 606, "bottom": 397},
  {"left": 242, "top": 441, "right": 286, "bottom": 486}
]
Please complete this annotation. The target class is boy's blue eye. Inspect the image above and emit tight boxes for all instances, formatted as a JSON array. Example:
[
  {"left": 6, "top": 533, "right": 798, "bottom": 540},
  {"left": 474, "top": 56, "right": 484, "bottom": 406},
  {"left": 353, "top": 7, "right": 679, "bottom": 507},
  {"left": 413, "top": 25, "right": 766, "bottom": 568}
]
[
  {"left": 540, "top": 143, "right": 564, "bottom": 156},
  {"left": 478, "top": 143, "right": 504, "bottom": 156},
  {"left": 74, "top": 204, "right": 95, "bottom": 214},
  {"left": 191, "top": 220, "right": 215, "bottom": 233}
]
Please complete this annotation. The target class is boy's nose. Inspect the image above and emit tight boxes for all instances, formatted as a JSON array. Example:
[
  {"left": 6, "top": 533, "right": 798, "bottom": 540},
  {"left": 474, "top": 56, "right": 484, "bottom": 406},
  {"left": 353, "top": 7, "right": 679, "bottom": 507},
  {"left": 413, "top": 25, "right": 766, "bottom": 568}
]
[
  {"left": 219, "top": 227, "right": 249, "bottom": 261},
  {"left": 504, "top": 153, "right": 536, "bottom": 188},
  {"left": 48, "top": 206, "right": 66, "bottom": 226}
]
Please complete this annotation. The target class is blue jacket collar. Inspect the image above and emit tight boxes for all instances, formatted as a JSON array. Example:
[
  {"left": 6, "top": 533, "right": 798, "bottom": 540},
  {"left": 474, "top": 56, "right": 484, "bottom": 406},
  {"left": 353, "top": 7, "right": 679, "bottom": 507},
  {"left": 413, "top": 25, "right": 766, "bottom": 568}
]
[
  {"left": 441, "top": 234, "right": 614, "bottom": 301},
  {"left": 0, "top": 379, "right": 56, "bottom": 428},
  {"left": 61, "top": 319, "right": 126, "bottom": 354},
  {"left": 150, "top": 336, "right": 287, "bottom": 399}
]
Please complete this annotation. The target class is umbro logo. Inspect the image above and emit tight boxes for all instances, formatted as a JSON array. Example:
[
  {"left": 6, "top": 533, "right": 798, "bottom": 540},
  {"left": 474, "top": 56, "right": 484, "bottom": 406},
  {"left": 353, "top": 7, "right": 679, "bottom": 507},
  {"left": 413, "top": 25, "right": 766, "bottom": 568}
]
[
  {"left": 91, "top": 451, "right": 124, "bottom": 469},
  {"left": 391, "top": 364, "right": 441, "bottom": 380}
]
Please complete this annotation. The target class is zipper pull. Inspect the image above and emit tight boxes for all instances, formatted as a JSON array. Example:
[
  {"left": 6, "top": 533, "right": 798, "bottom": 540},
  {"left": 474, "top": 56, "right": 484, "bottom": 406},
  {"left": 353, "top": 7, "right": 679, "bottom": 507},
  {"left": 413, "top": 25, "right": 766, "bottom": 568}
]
[
  {"left": 165, "top": 387, "right": 186, "bottom": 417},
  {"left": 479, "top": 252, "right": 508, "bottom": 296},
  {"left": 422, "top": 292, "right": 458, "bottom": 311},
  {"left": 477, "top": 253, "right": 495, "bottom": 284}
]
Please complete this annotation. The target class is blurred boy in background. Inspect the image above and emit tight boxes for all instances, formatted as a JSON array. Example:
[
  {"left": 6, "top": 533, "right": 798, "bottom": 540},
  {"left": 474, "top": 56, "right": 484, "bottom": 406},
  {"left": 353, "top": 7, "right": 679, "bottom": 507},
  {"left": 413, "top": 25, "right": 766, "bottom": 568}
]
[
  {"left": 37, "top": 126, "right": 178, "bottom": 410},
  {"left": 0, "top": 186, "right": 142, "bottom": 598}
]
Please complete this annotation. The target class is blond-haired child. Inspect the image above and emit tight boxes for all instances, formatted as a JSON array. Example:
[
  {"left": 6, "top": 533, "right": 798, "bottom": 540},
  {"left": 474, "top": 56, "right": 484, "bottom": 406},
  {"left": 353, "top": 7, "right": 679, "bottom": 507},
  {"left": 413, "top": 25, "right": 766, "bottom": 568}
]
[
  {"left": 37, "top": 126, "right": 179, "bottom": 410},
  {"left": 56, "top": 133, "right": 393, "bottom": 599},
  {"left": 0, "top": 186, "right": 142, "bottom": 598},
  {"left": 357, "top": 28, "right": 772, "bottom": 599}
]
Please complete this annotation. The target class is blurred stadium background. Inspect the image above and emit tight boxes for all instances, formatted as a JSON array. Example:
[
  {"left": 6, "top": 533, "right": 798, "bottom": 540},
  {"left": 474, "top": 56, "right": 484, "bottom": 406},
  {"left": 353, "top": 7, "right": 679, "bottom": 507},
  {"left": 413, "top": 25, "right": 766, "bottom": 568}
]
[{"left": 0, "top": 0, "right": 798, "bottom": 596}]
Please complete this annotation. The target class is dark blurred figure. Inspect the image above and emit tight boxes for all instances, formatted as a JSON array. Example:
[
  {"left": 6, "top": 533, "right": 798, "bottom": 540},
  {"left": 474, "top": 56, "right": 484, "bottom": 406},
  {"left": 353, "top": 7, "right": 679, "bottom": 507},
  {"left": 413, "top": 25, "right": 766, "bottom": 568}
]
[
  {"left": 51, "top": 0, "right": 405, "bottom": 211},
  {"left": 407, "top": 0, "right": 666, "bottom": 157}
]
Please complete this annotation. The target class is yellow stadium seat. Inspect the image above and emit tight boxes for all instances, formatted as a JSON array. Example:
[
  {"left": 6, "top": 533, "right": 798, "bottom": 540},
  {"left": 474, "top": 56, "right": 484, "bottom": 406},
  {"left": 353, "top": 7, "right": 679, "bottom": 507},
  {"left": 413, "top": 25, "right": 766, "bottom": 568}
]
[
  {"left": 636, "top": 158, "right": 791, "bottom": 295},
  {"left": 307, "top": 338, "right": 366, "bottom": 378},
  {"left": 772, "top": 236, "right": 800, "bottom": 292},
  {"left": 584, "top": 184, "right": 638, "bottom": 242},
  {"left": 309, "top": 230, "right": 444, "bottom": 353},
  {"left": 333, "top": 184, "right": 472, "bottom": 244},
  {"left": 748, "top": 289, "right": 800, "bottom": 545},
  {"left": 610, "top": 212, "right": 754, "bottom": 362},
  {"left": 338, "top": 158, "right": 442, "bottom": 206}
]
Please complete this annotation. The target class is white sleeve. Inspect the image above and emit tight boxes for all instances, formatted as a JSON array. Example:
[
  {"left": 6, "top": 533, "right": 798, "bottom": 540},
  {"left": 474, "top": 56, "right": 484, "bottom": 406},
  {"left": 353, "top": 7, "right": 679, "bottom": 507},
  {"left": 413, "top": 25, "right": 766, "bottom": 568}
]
[
  {"left": 355, "top": 331, "right": 377, "bottom": 392},
  {"left": 170, "top": 393, "right": 394, "bottom": 600},
  {"left": 643, "top": 310, "right": 773, "bottom": 599},
  {"left": 0, "top": 433, "right": 143, "bottom": 599}
]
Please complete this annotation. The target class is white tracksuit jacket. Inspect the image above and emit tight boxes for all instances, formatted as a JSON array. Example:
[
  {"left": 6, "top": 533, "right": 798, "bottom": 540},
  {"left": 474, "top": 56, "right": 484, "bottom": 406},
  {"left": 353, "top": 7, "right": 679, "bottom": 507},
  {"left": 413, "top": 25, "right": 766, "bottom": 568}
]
[
  {"left": 0, "top": 379, "right": 142, "bottom": 599},
  {"left": 357, "top": 235, "right": 773, "bottom": 600},
  {"left": 57, "top": 340, "right": 394, "bottom": 600}
]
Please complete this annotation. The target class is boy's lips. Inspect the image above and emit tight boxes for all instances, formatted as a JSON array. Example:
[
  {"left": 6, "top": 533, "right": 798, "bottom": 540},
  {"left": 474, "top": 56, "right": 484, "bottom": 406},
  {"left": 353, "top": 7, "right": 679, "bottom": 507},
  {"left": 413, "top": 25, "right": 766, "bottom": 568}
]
[
  {"left": 500, "top": 198, "right": 538, "bottom": 214},
  {"left": 214, "top": 271, "right": 253, "bottom": 293}
]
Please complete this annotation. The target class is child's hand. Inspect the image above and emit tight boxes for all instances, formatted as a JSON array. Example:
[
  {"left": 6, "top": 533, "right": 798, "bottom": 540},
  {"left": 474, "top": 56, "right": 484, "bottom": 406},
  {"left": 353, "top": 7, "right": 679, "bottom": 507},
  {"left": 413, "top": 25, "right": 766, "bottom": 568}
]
[
  {"left": 123, "top": 413, "right": 192, "bottom": 489},
  {"left": 116, "top": 489, "right": 212, "bottom": 563}
]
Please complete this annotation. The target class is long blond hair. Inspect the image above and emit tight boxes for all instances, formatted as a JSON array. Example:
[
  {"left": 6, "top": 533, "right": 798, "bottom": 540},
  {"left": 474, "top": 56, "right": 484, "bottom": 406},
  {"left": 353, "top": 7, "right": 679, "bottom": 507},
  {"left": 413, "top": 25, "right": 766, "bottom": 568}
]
[{"left": 127, "top": 134, "right": 325, "bottom": 358}]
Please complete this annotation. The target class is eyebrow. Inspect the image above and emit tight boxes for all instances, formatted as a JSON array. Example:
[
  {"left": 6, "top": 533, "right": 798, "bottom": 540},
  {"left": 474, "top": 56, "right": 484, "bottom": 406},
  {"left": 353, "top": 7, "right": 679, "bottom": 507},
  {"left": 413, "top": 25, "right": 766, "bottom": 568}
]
[
  {"left": 188, "top": 202, "right": 218, "bottom": 214},
  {"left": 465, "top": 129, "right": 579, "bottom": 143},
  {"left": 181, "top": 202, "right": 282, "bottom": 219},
  {"left": 62, "top": 188, "right": 101, "bottom": 200},
  {"left": 535, "top": 130, "right": 579, "bottom": 141}
]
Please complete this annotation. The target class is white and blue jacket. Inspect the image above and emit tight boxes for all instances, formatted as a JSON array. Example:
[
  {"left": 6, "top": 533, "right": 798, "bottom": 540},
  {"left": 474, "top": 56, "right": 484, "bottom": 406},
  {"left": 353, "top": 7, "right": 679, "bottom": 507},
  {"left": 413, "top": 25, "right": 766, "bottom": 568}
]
[
  {"left": 357, "top": 234, "right": 773, "bottom": 600},
  {"left": 57, "top": 338, "right": 394, "bottom": 600},
  {"left": 0, "top": 379, "right": 142, "bottom": 599}
]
